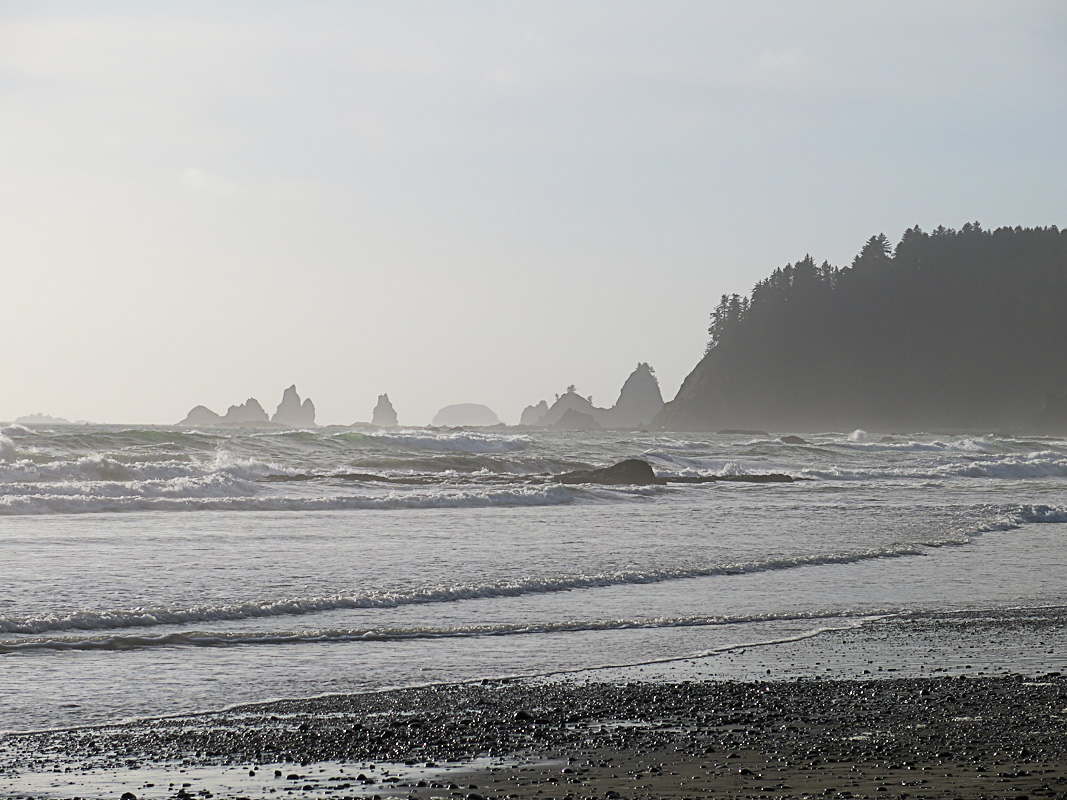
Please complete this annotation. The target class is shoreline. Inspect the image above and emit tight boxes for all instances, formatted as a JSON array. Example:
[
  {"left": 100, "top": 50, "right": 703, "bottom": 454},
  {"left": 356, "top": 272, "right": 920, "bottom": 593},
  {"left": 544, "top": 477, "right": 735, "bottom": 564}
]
[
  {"left": 3, "top": 673, "right": 1067, "bottom": 799},
  {"left": 4, "top": 607, "right": 1067, "bottom": 798}
]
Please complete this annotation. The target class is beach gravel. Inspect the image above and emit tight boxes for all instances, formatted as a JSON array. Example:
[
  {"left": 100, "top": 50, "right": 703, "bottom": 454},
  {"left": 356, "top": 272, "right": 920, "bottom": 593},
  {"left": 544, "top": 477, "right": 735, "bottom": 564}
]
[{"left": 3, "top": 674, "right": 1067, "bottom": 799}]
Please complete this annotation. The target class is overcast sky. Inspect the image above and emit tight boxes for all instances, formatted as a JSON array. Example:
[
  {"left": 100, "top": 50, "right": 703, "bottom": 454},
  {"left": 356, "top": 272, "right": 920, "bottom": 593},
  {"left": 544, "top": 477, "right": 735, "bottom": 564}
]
[{"left": 2, "top": 1, "right": 1064, "bottom": 425}]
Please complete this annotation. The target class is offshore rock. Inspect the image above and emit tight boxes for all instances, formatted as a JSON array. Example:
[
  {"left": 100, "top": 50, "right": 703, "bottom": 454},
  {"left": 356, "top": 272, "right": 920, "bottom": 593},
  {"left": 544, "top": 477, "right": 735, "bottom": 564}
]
[
  {"left": 602, "top": 363, "right": 664, "bottom": 428},
  {"left": 540, "top": 388, "right": 599, "bottom": 428},
  {"left": 550, "top": 408, "right": 602, "bottom": 431},
  {"left": 524, "top": 364, "right": 664, "bottom": 429},
  {"left": 222, "top": 398, "right": 269, "bottom": 425},
  {"left": 272, "top": 385, "right": 317, "bottom": 427},
  {"left": 372, "top": 394, "right": 398, "bottom": 428},
  {"left": 179, "top": 405, "right": 222, "bottom": 426},
  {"left": 519, "top": 400, "right": 549, "bottom": 427},
  {"left": 432, "top": 404, "right": 501, "bottom": 428},
  {"left": 558, "top": 459, "right": 665, "bottom": 486}
]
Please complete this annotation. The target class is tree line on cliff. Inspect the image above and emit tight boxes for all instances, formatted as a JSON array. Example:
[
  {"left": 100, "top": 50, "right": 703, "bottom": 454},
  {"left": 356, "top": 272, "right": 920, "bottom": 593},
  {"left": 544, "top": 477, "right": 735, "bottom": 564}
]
[{"left": 658, "top": 223, "right": 1067, "bottom": 432}]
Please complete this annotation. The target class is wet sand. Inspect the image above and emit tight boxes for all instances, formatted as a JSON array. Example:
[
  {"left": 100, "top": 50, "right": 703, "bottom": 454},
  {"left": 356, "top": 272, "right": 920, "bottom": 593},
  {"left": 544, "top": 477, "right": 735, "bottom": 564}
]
[{"left": 3, "top": 609, "right": 1067, "bottom": 799}]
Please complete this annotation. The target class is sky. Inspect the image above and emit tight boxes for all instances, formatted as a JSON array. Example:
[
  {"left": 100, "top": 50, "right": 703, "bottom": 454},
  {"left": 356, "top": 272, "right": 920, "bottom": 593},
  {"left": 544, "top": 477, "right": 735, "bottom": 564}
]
[{"left": 1, "top": 1, "right": 1065, "bottom": 425}]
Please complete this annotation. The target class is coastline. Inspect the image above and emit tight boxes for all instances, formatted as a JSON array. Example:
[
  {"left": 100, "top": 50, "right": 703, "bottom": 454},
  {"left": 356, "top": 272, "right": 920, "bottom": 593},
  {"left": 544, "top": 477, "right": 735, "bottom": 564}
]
[{"left": 4, "top": 607, "right": 1067, "bottom": 799}]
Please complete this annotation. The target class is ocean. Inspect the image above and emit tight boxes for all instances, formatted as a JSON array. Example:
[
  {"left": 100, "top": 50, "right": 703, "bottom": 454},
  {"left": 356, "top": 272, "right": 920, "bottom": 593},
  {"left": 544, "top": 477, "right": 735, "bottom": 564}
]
[{"left": 1, "top": 423, "right": 1066, "bottom": 734}]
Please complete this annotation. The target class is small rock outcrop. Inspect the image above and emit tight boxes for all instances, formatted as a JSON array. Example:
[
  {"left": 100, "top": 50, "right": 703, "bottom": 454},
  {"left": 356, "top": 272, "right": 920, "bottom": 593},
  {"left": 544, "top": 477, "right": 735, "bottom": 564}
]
[
  {"left": 272, "top": 385, "right": 316, "bottom": 427},
  {"left": 222, "top": 398, "right": 269, "bottom": 425},
  {"left": 520, "top": 400, "right": 549, "bottom": 427},
  {"left": 372, "top": 394, "right": 398, "bottom": 427},
  {"left": 780, "top": 435, "right": 808, "bottom": 444},
  {"left": 179, "top": 405, "right": 222, "bottom": 426},
  {"left": 432, "top": 403, "right": 501, "bottom": 428},
  {"left": 559, "top": 459, "right": 665, "bottom": 485}
]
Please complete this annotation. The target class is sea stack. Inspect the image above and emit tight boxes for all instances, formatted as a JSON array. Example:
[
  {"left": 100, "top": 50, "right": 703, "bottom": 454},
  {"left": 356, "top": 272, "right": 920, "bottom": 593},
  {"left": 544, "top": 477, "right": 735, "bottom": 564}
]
[
  {"left": 222, "top": 398, "right": 269, "bottom": 425},
  {"left": 372, "top": 394, "right": 398, "bottom": 427},
  {"left": 272, "top": 385, "right": 317, "bottom": 427},
  {"left": 603, "top": 362, "right": 664, "bottom": 427},
  {"left": 520, "top": 364, "right": 664, "bottom": 430},
  {"left": 520, "top": 400, "right": 549, "bottom": 427},
  {"left": 179, "top": 405, "right": 222, "bottom": 426}
]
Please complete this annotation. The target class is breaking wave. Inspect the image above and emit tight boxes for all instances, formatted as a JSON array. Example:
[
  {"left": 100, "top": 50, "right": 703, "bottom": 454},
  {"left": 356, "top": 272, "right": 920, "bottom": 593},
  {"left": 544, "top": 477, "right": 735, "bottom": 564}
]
[
  {"left": 0, "top": 484, "right": 580, "bottom": 516},
  {"left": 333, "top": 429, "right": 530, "bottom": 454},
  {"left": 0, "top": 547, "right": 931, "bottom": 635}
]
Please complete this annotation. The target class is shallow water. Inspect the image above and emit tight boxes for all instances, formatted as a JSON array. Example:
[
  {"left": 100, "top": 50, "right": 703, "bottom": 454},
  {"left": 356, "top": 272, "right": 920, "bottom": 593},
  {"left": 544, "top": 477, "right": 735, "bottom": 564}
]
[{"left": 1, "top": 424, "right": 1065, "bottom": 732}]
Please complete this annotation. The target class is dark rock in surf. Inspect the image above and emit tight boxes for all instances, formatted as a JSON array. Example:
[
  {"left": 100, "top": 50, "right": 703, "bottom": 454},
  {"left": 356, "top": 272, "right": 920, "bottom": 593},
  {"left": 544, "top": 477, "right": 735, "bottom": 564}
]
[
  {"left": 669, "top": 472, "right": 796, "bottom": 483},
  {"left": 780, "top": 435, "right": 808, "bottom": 444},
  {"left": 558, "top": 459, "right": 665, "bottom": 486}
]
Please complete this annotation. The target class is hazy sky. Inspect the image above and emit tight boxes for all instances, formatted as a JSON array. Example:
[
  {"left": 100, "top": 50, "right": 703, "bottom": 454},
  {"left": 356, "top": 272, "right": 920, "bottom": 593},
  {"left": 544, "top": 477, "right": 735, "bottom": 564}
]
[{"left": 2, "top": 1, "right": 1064, "bottom": 425}]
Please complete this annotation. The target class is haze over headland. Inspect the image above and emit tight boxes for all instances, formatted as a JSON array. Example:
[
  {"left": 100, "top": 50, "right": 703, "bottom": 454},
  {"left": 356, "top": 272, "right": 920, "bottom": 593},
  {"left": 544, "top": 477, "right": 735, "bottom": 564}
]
[{"left": 1, "top": 2, "right": 1064, "bottom": 425}]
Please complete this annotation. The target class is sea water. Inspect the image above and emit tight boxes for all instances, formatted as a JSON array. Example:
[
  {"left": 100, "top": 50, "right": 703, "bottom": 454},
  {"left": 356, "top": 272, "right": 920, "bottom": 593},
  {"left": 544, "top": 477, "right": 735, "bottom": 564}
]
[{"left": 1, "top": 424, "right": 1065, "bottom": 733}]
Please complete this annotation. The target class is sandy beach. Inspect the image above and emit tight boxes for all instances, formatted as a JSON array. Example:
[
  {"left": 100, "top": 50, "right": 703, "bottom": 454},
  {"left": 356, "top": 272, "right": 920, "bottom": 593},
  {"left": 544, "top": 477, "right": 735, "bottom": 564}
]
[{"left": 3, "top": 608, "right": 1067, "bottom": 800}]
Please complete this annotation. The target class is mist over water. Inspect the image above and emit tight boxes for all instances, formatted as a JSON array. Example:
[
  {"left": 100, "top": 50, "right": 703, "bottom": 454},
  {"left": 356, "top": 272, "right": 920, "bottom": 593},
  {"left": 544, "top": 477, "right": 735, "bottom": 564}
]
[{"left": 2, "top": 425, "right": 1066, "bottom": 732}]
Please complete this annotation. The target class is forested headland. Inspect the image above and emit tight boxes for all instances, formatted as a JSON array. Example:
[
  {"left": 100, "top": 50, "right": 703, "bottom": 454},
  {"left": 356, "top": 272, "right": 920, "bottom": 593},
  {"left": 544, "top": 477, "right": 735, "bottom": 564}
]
[{"left": 657, "top": 224, "right": 1067, "bottom": 432}]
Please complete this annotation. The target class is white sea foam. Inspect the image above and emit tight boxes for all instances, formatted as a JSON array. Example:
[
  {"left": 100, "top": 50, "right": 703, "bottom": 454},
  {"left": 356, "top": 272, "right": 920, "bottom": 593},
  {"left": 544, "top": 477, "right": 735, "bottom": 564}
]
[
  {"left": 355, "top": 430, "right": 530, "bottom": 454},
  {"left": 0, "top": 452, "right": 283, "bottom": 485},
  {"left": 0, "top": 435, "right": 16, "bottom": 462},
  {"left": 802, "top": 451, "right": 1067, "bottom": 481},
  {"left": 0, "top": 547, "right": 929, "bottom": 635},
  {"left": 0, "top": 484, "right": 579, "bottom": 516},
  {"left": 0, "top": 610, "right": 875, "bottom": 653}
]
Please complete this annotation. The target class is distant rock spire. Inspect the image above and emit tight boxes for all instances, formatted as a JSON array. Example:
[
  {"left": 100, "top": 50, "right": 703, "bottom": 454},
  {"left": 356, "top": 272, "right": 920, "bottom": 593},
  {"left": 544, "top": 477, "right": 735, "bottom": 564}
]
[
  {"left": 272, "top": 385, "right": 316, "bottom": 427},
  {"left": 372, "top": 394, "right": 398, "bottom": 427},
  {"left": 606, "top": 363, "right": 664, "bottom": 427}
]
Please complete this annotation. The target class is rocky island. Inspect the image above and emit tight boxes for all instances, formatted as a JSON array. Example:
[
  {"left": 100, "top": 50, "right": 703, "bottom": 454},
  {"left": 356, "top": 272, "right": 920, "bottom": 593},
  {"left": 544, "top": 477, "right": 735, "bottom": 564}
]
[
  {"left": 178, "top": 386, "right": 317, "bottom": 428},
  {"left": 431, "top": 403, "right": 501, "bottom": 427},
  {"left": 522, "top": 362, "right": 664, "bottom": 430}
]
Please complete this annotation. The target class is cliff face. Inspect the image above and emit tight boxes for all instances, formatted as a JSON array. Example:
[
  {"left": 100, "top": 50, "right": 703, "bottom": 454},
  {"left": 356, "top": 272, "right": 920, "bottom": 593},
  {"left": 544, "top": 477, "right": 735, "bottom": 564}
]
[{"left": 656, "top": 224, "right": 1067, "bottom": 432}]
